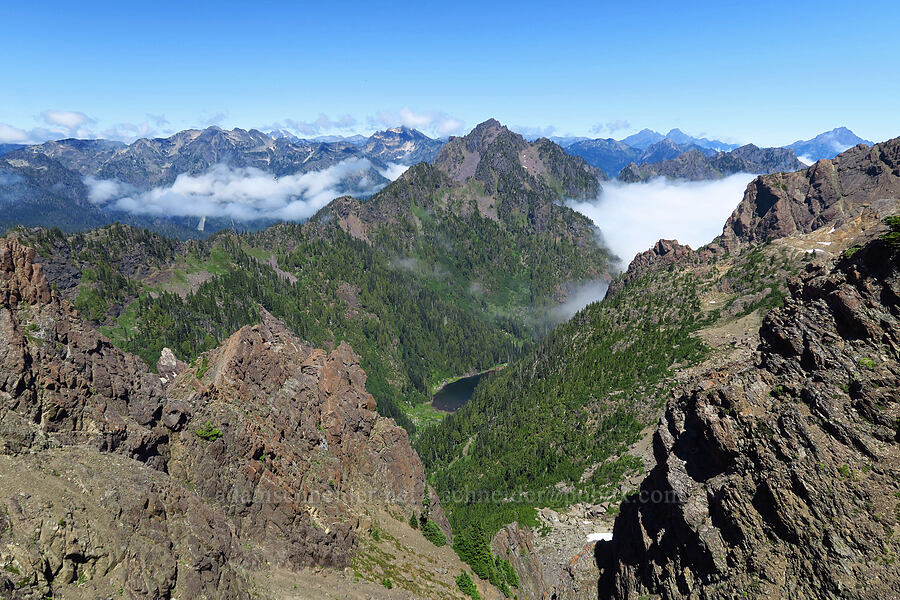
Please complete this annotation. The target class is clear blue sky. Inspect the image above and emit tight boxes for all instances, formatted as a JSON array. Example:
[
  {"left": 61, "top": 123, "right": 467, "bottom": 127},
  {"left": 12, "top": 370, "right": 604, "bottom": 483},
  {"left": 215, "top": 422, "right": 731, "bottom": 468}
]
[{"left": 3, "top": 0, "right": 898, "bottom": 146}]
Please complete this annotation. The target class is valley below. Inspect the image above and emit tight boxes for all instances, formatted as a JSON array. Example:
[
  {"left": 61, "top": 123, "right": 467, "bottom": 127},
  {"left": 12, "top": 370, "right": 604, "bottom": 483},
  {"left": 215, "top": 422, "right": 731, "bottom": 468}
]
[{"left": 0, "top": 120, "right": 898, "bottom": 600}]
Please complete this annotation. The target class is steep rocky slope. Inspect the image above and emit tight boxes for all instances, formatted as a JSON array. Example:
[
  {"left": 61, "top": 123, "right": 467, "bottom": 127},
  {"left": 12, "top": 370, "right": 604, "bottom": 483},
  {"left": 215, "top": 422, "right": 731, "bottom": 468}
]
[
  {"left": 723, "top": 137, "right": 900, "bottom": 250},
  {"left": 0, "top": 237, "right": 482, "bottom": 599},
  {"left": 598, "top": 230, "right": 900, "bottom": 599},
  {"left": 419, "top": 138, "right": 899, "bottom": 600}
]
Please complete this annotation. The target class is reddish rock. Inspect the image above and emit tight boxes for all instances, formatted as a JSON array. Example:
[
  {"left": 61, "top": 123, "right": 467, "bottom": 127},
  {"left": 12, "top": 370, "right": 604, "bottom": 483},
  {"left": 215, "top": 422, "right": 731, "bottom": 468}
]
[{"left": 0, "top": 237, "right": 443, "bottom": 598}]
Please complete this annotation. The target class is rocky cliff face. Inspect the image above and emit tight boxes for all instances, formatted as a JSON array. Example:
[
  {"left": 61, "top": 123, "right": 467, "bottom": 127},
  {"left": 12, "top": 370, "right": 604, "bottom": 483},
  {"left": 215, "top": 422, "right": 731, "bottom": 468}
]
[
  {"left": 722, "top": 137, "right": 900, "bottom": 250},
  {"left": 0, "top": 237, "right": 445, "bottom": 598},
  {"left": 598, "top": 231, "right": 900, "bottom": 599}
]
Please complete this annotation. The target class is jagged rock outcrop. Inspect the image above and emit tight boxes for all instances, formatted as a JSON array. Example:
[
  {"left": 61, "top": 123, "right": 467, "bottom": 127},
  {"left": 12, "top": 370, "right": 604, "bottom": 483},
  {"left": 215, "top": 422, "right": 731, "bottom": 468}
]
[
  {"left": 608, "top": 239, "right": 698, "bottom": 296},
  {"left": 722, "top": 137, "right": 900, "bottom": 250},
  {"left": 491, "top": 523, "right": 545, "bottom": 600},
  {"left": 0, "top": 237, "right": 444, "bottom": 599},
  {"left": 163, "top": 309, "right": 448, "bottom": 568},
  {"left": 597, "top": 233, "right": 900, "bottom": 599},
  {"left": 156, "top": 347, "right": 186, "bottom": 385}
]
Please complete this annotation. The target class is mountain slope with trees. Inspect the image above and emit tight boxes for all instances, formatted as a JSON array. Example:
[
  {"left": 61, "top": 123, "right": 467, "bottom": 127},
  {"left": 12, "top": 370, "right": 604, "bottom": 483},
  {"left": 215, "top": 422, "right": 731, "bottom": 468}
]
[
  {"left": 13, "top": 120, "right": 614, "bottom": 434},
  {"left": 417, "top": 139, "right": 900, "bottom": 598}
]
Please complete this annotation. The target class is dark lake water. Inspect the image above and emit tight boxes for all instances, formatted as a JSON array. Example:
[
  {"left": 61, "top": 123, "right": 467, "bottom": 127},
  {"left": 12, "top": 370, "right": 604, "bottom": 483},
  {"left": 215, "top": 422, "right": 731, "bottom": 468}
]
[{"left": 431, "top": 373, "right": 485, "bottom": 413}]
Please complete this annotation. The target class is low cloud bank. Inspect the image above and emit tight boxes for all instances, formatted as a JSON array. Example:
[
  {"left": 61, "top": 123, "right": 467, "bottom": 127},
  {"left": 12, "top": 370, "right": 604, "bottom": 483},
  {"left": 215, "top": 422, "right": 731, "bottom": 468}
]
[
  {"left": 377, "top": 163, "right": 409, "bottom": 181},
  {"left": 549, "top": 280, "right": 610, "bottom": 322},
  {"left": 568, "top": 173, "right": 756, "bottom": 268},
  {"left": 85, "top": 159, "right": 406, "bottom": 221}
]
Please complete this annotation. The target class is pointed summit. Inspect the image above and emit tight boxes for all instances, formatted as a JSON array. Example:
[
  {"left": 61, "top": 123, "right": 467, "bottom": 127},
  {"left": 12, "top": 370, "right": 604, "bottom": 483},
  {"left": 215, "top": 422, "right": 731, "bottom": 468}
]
[{"left": 787, "top": 127, "right": 874, "bottom": 161}]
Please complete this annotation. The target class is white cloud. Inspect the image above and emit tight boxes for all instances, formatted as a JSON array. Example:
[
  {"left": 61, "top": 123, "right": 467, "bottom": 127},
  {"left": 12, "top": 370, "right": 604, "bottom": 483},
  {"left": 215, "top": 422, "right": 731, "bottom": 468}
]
[
  {"left": 567, "top": 173, "right": 756, "bottom": 267},
  {"left": 591, "top": 120, "right": 631, "bottom": 135},
  {"left": 377, "top": 163, "right": 409, "bottom": 180},
  {"left": 830, "top": 140, "right": 853, "bottom": 154},
  {"left": 263, "top": 114, "right": 359, "bottom": 137},
  {"left": 85, "top": 177, "right": 133, "bottom": 203},
  {"left": 374, "top": 107, "right": 464, "bottom": 137},
  {"left": 147, "top": 113, "right": 169, "bottom": 127},
  {"left": 0, "top": 124, "right": 28, "bottom": 143},
  {"left": 513, "top": 124, "right": 556, "bottom": 140},
  {"left": 797, "top": 155, "right": 815, "bottom": 166},
  {"left": 41, "top": 110, "right": 92, "bottom": 130},
  {"left": 0, "top": 172, "right": 24, "bottom": 186},
  {"left": 549, "top": 280, "right": 609, "bottom": 322},
  {"left": 4, "top": 109, "right": 169, "bottom": 144},
  {"left": 84, "top": 158, "right": 408, "bottom": 221}
]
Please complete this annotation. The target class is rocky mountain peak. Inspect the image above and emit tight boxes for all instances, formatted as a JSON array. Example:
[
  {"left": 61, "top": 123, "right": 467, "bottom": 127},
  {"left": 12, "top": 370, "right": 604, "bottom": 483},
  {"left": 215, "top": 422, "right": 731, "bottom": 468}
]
[
  {"left": 722, "top": 136, "right": 900, "bottom": 250},
  {"left": 464, "top": 118, "right": 508, "bottom": 152},
  {"left": 609, "top": 238, "right": 697, "bottom": 296}
]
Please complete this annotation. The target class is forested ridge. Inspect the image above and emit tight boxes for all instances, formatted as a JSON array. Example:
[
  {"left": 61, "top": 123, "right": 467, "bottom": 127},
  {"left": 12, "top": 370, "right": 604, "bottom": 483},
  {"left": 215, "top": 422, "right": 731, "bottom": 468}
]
[
  {"left": 46, "top": 225, "right": 524, "bottom": 432},
  {"left": 415, "top": 235, "right": 809, "bottom": 543}
]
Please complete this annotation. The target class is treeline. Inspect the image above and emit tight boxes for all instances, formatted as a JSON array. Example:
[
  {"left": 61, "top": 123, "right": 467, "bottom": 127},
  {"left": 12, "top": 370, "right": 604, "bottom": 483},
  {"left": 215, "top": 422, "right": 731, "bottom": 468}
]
[{"left": 453, "top": 520, "right": 518, "bottom": 597}]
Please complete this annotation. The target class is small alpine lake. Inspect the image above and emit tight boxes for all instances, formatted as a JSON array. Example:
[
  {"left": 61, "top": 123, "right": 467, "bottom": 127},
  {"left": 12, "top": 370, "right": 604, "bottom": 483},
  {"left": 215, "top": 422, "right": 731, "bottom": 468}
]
[{"left": 430, "top": 373, "right": 485, "bottom": 413}]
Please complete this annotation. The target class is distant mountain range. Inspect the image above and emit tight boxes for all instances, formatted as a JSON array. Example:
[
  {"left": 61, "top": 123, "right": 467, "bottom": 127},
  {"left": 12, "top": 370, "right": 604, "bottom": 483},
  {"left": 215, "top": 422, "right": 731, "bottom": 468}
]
[
  {"left": 565, "top": 126, "right": 872, "bottom": 179},
  {"left": 618, "top": 144, "right": 804, "bottom": 182},
  {"left": 787, "top": 126, "right": 874, "bottom": 162},
  {"left": 0, "top": 122, "right": 878, "bottom": 238},
  {"left": 0, "top": 126, "right": 445, "bottom": 237},
  {"left": 620, "top": 128, "right": 739, "bottom": 152},
  {"left": 565, "top": 137, "right": 718, "bottom": 178},
  {"left": 0, "top": 143, "right": 26, "bottom": 156},
  {"left": 362, "top": 126, "right": 445, "bottom": 163}
]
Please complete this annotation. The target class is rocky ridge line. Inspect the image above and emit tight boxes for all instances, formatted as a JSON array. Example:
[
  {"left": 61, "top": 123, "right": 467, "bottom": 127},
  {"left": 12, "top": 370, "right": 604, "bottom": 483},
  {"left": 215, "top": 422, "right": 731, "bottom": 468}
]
[{"left": 597, "top": 232, "right": 900, "bottom": 599}]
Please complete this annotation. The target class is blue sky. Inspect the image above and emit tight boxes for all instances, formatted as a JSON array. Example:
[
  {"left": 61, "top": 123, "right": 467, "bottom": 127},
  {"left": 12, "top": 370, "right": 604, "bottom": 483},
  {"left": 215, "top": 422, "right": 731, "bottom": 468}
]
[{"left": 2, "top": 0, "right": 898, "bottom": 146}]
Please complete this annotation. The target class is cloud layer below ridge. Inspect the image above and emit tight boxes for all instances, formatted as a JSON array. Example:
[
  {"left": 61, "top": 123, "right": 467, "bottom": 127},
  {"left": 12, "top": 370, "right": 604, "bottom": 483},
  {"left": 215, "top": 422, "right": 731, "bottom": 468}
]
[
  {"left": 86, "top": 159, "right": 406, "bottom": 222},
  {"left": 568, "top": 173, "right": 756, "bottom": 267}
]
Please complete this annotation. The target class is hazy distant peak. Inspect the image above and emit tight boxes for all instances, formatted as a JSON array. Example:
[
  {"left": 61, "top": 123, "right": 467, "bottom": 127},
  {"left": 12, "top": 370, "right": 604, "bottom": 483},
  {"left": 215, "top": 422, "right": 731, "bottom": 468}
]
[
  {"left": 786, "top": 126, "right": 874, "bottom": 161},
  {"left": 621, "top": 128, "right": 665, "bottom": 149}
]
